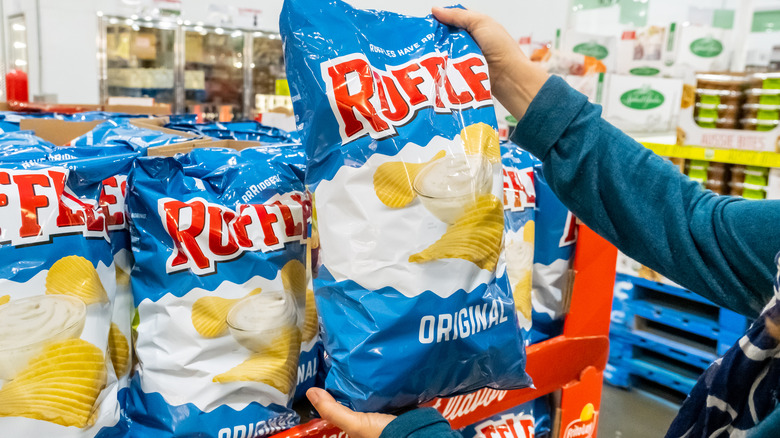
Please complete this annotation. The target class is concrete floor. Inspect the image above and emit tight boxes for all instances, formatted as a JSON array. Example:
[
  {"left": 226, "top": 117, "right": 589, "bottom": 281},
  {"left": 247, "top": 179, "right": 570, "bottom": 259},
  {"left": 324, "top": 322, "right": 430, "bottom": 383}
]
[{"left": 598, "top": 384, "right": 680, "bottom": 438}]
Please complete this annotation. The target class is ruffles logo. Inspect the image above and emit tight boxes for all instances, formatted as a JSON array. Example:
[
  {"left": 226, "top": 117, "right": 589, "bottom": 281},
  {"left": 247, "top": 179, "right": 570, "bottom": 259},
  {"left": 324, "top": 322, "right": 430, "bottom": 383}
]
[
  {"left": 322, "top": 52, "right": 494, "bottom": 144},
  {"left": 0, "top": 168, "right": 123, "bottom": 245},
  {"left": 159, "top": 193, "right": 310, "bottom": 275}
]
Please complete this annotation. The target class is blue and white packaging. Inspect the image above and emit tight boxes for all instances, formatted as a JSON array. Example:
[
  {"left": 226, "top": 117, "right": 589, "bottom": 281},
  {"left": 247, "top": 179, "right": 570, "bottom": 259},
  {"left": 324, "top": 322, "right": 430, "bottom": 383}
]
[
  {"left": 0, "top": 131, "right": 56, "bottom": 167},
  {"left": 501, "top": 141, "right": 538, "bottom": 330},
  {"left": 125, "top": 146, "right": 310, "bottom": 437},
  {"left": 69, "top": 119, "right": 191, "bottom": 150},
  {"left": 0, "top": 152, "right": 136, "bottom": 437},
  {"left": 281, "top": 0, "right": 531, "bottom": 413},
  {"left": 531, "top": 165, "right": 578, "bottom": 342},
  {"left": 458, "top": 396, "right": 551, "bottom": 438}
]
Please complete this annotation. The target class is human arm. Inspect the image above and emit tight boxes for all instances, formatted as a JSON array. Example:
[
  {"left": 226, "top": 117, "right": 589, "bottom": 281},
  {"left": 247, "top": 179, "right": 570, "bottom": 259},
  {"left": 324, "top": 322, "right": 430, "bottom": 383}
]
[
  {"left": 512, "top": 76, "right": 780, "bottom": 318},
  {"left": 435, "top": 7, "right": 780, "bottom": 317},
  {"left": 306, "top": 388, "right": 460, "bottom": 438}
]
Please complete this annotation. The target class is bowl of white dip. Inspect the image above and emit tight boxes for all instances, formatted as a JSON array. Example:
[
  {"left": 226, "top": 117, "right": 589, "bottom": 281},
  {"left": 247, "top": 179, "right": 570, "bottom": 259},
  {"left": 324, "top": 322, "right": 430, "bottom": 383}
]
[
  {"left": 227, "top": 290, "right": 298, "bottom": 352},
  {"left": 0, "top": 295, "right": 86, "bottom": 380},
  {"left": 413, "top": 154, "right": 493, "bottom": 224}
]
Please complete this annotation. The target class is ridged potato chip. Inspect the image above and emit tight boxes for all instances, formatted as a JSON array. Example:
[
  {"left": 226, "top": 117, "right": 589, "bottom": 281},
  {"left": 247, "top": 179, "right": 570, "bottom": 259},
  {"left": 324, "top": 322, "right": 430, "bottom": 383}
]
[
  {"left": 281, "top": 259, "right": 307, "bottom": 301},
  {"left": 409, "top": 194, "right": 504, "bottom": 270},
  {"left": 523, "top": 220, "right": 535, "bottom": 243},
  {"left": 0, "top": 295, "right": 8, "bottom": 306},
  {"left": 213, "top": 326, "right": 301, "bottom": 394},
  {"left": 302, "top": 289, "right": 318, "bottom": 342},
  {"left": 46, "top": 255, "right": 108, "bottom": 305},
  {"left": 461, "top": 123, "right": 500, "bottom": 163},
  {"left": 191, "top": 288, "right": 262, "bottom": 338},
  {"left": 0, "top": 338, "right": 106, "bottom": 428},
  {"left": 373, "top": 150, "right": 446, "bottom": 208},
  {"left": 513, "top": 271, "right": 533, "bottom": 321},
  {"left": 116, "top": 265, "right": 130, "bottom": 287},
  {"left": 108, "top": 323, "right": 130, "bottom": 377}
]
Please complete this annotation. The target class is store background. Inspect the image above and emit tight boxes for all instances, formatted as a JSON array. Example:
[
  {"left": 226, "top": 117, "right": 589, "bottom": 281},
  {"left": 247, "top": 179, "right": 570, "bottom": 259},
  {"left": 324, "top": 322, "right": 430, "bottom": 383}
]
[
  {"left": 0, "top": 1, "right": 779, "bottom": 437},
  {"left": 2, "top": 0, "right": 779, "bottom": 107}
]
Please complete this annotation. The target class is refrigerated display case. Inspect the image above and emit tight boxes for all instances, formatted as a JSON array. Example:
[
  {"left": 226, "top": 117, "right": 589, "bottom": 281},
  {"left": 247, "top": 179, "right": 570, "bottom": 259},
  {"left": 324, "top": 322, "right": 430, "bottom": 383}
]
[
  {"left": 183, "top": 25, "right": 246, "bottom": 122},
  {"left": 251, "top": 31, "right": 291, "bottom": 115},
  {"left": 99, "top": 16, "right": 177, "bottom": 105},
  {"left": 98, "top": 17, "right": 286, "bottom": 121}
]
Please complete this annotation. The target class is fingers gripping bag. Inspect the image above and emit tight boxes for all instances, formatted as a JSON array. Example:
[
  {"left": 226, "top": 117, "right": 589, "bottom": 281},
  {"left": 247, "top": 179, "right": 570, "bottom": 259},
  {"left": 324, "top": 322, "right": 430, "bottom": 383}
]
[
  {"left": 125, "top": 146, "right": 310, "bottom": 437},
  {"left": 530, "top": 164, "right": 578, "bottom": 343},
  {"left": 500, "top": 141, "right": 537, "bottom": 331},
  {"left": 281, "top": 0, "right": 532, "bottom": 412},
  {"left": 0, "top": 152, "right": 137, "bottom": 437}
]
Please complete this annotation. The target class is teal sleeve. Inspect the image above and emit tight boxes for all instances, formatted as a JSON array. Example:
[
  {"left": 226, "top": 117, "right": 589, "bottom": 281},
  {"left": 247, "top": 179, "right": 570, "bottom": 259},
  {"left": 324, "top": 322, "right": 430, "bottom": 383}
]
[
  {"left": 379, "top": 408, "right": 462, "bottom": 438},
  {"left": 747, "top": 404, "right": 780, "bottom": 437},
  {"left": 511, "top": 75, "right": 780, "bottom": 318}
]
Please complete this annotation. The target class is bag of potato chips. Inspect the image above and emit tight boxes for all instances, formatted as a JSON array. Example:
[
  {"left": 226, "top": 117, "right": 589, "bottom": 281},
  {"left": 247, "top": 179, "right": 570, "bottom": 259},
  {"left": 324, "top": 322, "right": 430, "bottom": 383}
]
[
  {"left": 0, "top": 152, "right": 136, "bottom": 437},
  {"left": 125, "top": 147, "right": 309, "bottom": 437},
  {"left": 530, "top": 165, "right": 577, "bottom": 343},
  {"left": 281, "top": 0, "right": 531, "bottom": 412},
  {"left": 500, "top": 141, "right": 537, "bottom": 331}
]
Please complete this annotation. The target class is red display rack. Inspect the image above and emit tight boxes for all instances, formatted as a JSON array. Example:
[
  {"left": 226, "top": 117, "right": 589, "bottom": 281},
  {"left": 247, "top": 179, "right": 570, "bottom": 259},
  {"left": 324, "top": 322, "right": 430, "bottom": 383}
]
[{"left": 271, "top": 225, "right": 617, "bottom": 438}]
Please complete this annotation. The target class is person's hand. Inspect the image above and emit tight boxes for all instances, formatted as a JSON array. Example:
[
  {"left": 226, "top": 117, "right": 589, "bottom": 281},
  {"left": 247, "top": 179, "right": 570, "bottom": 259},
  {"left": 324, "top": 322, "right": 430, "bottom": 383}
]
[
  {"left": 431, "top": 7, "right": 548, "bottom": 120},
  {"left": 307, "top": 388, "right": 396, "bottom": 438}
]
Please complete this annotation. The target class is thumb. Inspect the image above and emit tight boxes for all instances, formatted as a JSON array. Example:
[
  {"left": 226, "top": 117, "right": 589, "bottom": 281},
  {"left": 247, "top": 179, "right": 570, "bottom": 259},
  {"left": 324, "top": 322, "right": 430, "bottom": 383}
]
[
  {"left": 307, "top": 388, "right": 363, "bottom": 432},
  {"left": 431, "top": 6, "right": 480, "bottom": 32}
]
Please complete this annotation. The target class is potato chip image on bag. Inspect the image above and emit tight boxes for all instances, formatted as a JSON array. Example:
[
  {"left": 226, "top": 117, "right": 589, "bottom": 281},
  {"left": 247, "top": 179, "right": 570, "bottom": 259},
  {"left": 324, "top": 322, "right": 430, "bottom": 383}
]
[
  {"left": 0, "top": 151, "right": 136, "bottom": 437},
  {"left": 282, "top": 0, "right": 531, "bottom": 412},
  {"left": 126, "top": 147, "right": 309, "bottom": 437}
]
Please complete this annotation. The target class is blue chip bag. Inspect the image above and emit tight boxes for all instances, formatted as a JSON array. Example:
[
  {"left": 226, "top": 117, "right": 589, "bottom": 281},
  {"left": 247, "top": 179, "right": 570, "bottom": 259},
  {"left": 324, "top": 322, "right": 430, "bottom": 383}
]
[
  {"left": 65, "top": 111, "right": 152, "bottom": 122},
  {"left": 69, "top": 119, "right": 191, "bottom": 150},
  {"left": 501, "top": 141, "right": 538, "bottom": 332},
  {"left": 530, "top": 165, "right": 578, "bottom": 343},
  {"left": 457, "top": 395, "right": 551, "bottom": 438},
  {"left": 281, "top": 0, "right": 531, "bottom": 412},
  {"left": 125, "top": 146, "right": 311, "bottom": 437},
  {"left": 0, "top": 131, "right": 56, "bottom": 167},
  {"left": 0, "top": 152, "right": 136, "bottom": 437}
]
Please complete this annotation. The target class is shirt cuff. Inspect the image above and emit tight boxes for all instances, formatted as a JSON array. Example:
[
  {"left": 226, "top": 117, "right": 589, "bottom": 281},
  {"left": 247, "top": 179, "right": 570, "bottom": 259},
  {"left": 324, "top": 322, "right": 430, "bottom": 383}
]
[
  {"left": 510, "top": 75, "right": 589, "bottom": 160},
  {"left": 379, "top": 408, "right": 452, "bottom": 438}
]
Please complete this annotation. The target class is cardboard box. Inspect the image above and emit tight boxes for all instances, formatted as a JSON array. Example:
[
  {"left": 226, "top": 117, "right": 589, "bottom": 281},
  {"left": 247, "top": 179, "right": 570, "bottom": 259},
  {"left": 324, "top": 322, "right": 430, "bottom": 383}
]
[
  {"left": 677, "top": 104, "right": 780, "bottom": 152},
  {"left": 147, "top": 140, "right": 263, "bottom": 157},
  {"left": 19, "top": 118, "right": 198, "bottom": 146},
  {"left": 0, "top": 101, "right": 171, "bottom": 116}
]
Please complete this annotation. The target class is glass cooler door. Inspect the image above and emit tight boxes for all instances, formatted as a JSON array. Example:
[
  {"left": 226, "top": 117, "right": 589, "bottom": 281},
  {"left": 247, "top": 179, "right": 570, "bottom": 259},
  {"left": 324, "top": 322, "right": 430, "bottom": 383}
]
[
  {"left": 101, "top": 16, "right": 177, "bottom": 105},
  {"left": 183, "top": 25, "right": 246, "bottom": 122}
]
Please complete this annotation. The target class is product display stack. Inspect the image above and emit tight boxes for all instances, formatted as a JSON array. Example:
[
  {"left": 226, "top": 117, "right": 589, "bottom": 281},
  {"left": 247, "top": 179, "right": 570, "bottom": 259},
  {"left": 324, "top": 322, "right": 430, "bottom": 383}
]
[
  {"left": 6, "top": 0, "right": 780, "bottom": 437},
  {"left": 0, "top": 1, "right": 621, "bottom": 437}
]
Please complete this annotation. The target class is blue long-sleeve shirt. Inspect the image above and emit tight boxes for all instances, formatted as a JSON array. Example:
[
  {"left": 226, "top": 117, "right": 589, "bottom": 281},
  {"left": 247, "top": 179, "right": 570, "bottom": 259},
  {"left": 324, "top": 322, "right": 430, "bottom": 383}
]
[{"left": 379, "top": 76, "right": 780, "bottom": 437}]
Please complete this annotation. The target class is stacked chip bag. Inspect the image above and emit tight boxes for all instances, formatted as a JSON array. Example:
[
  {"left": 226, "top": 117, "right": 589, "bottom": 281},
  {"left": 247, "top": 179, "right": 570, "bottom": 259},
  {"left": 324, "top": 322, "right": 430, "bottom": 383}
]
[
  {"left": 125, "top": 146, "right": 309, "bottom": 436},
  {"left": 0, "top": 131, "right": 56, "bottom": 167},
  {"left": 271, "top": 142, "right": 324, "bottom": 403},
  {"left": 99, "top": 155, "right": 135, "bottom": 437},
  {"left": 0, "top": 149, "right": 136, "bottom": 437},
  {"left": 501, "top": 141, "right": 537, "bottom": 330},
  {"left": 458, "top": 397, "right": 552, "bottom": 438},
  {"left": 68, "top": 119, "right": 190, "bottom": 149},
  {"left": 281, "top": 0, "right": 531, "bottom": 412},
  {"left": 530, "top": 165, "right": 578, "bottom": 343},
  {"left": 163, "top": 121, "right": 294, "bottom": 144}
]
